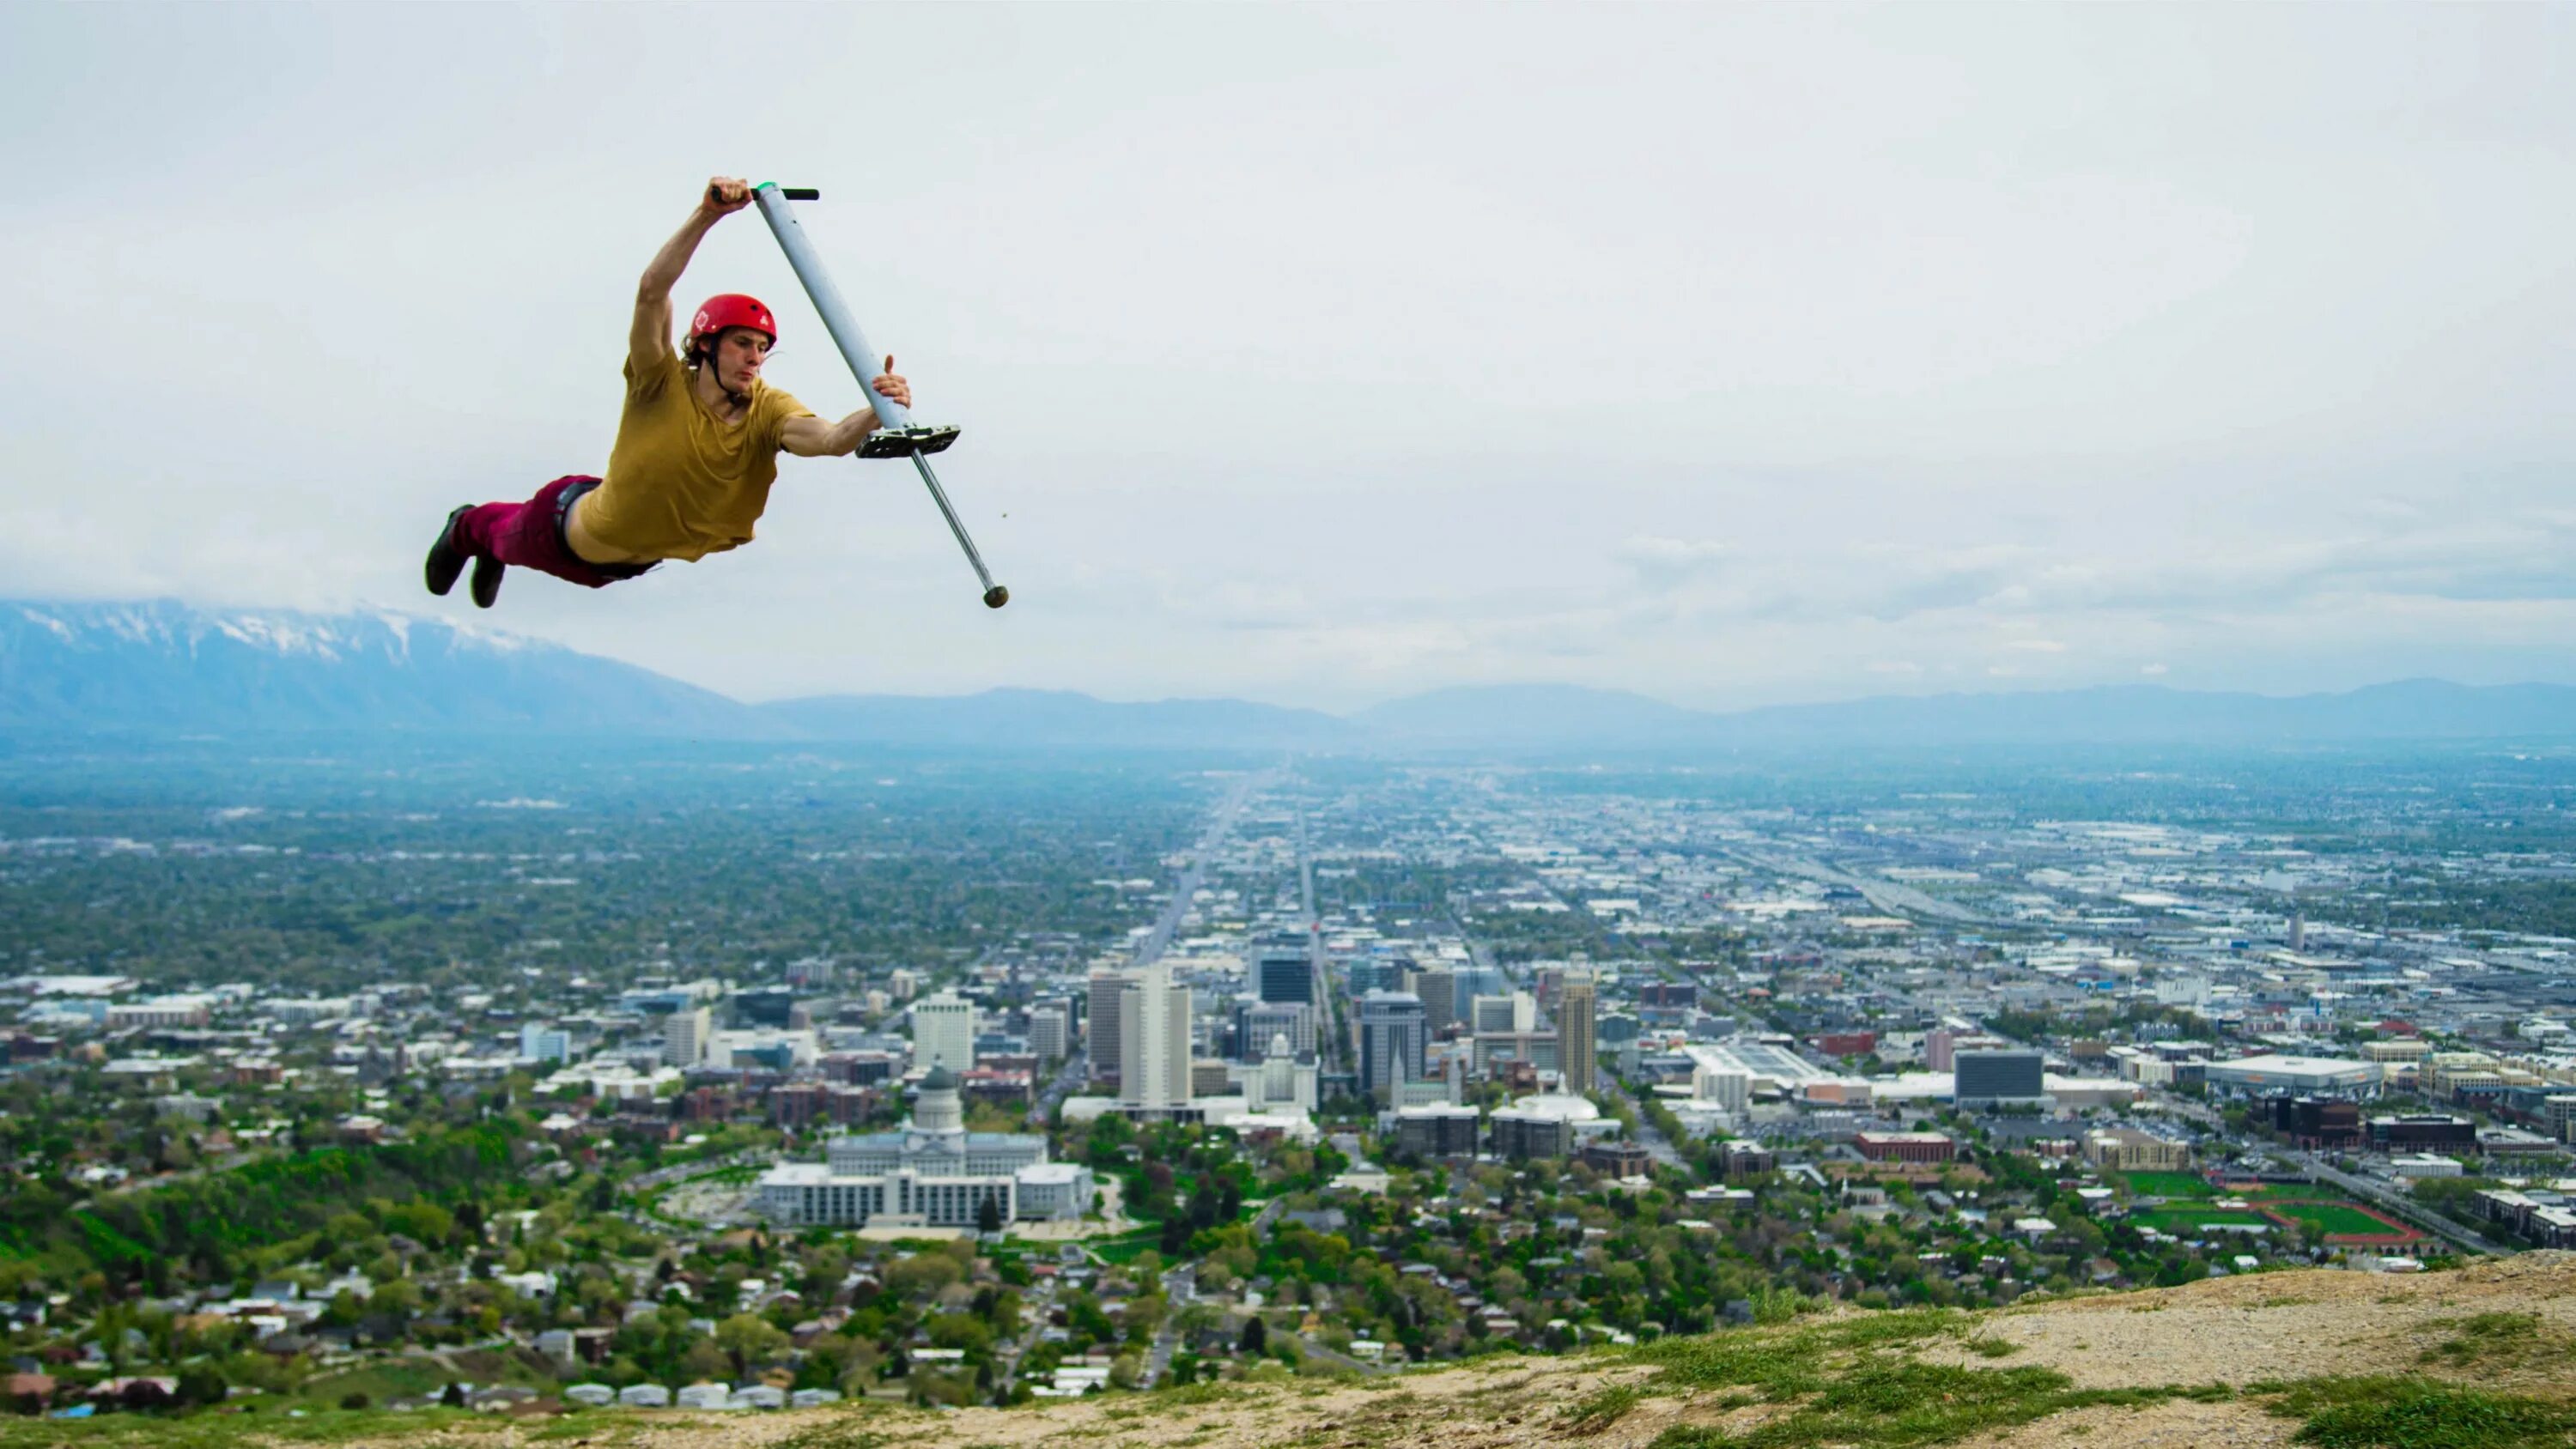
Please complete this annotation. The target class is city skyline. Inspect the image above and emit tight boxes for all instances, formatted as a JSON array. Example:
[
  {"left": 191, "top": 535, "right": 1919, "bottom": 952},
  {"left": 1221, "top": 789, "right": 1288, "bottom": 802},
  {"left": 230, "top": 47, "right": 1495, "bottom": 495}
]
[{"left": 6, "top": 718, "right": 2573, "bottom": 1416}]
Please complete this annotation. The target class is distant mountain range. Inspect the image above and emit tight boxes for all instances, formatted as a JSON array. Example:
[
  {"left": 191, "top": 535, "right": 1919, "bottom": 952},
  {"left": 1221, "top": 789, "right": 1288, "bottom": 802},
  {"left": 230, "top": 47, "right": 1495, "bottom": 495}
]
[
  {"left": 6, "top": 599, "right": 2574, "bottom": 752},
  {"left": 0, "top": 600, "right": 762, "bottom": 738}
]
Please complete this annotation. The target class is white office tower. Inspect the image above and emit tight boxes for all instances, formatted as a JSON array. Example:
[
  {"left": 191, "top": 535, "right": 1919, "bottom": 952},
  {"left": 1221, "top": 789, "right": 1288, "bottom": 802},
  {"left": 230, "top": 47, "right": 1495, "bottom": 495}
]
[
  {"left": 911, "top": 991, "right": 975, "bottom": 1076},
  {"left": 887, "top": 969, "right": 919, "bottom": 1002},
  {"left": 1030, "top": 1003, "right": 1072, "bottom": 1064},
  {"left": 1472, "top": 991, "right": 1537, "bottom": 1034},
  {"left": 1119, "top": 960, "right": 1192, "bottom": 1108},
  {"left": 663, "top": 1007, "right": 712, "bottom": 1067}
]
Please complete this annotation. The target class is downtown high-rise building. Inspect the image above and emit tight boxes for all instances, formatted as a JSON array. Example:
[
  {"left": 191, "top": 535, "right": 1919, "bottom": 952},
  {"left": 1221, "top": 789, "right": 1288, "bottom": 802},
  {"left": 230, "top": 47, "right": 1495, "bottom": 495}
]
[
  {"left": 1349, "top": 958, "right": 1405, "bottom": 996},
  {"left": 1119, "top": 960, "right": 1193, "bottom": 1109},
  {"left": 732, "top": 986, "right": 797, "bottom": 1028},
  {"left": 910, "top": 990, "right": 976, "bottom": 1075},
  {"left": 1558, "top": 973, "right": 1598, "bottom": 1094},
  {"left": 1358, "top": 990, "right": 1428, "bottom": 1103},
  {"left": 663, "top": 1007, "right": 712, "bottom": 1068},
  {"left": 1413, "top": 967, "right": 1459, "bottom": 1036},
  {"left": 1087, "top": 970, "right": 1136, "bottom": 1084},
  {"left": 1258, "top": 939, "right": 1314, "bottom": 1006},
  {"left": 1471, "top": 991, "right": 1536, "bottom": 1034},
  {"left": 1534, "top": 966, "right": 1567, "bottom": 1011},
  {"left": 1029, "top": 1002, "right": 1072, "bottom": 1064}
]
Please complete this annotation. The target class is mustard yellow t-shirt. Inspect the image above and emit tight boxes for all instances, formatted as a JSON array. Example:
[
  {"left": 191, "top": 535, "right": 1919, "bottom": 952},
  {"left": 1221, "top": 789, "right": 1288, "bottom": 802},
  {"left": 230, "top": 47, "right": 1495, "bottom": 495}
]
[{"left": 584, "top": 349, "right": 814, "bottom": 562}]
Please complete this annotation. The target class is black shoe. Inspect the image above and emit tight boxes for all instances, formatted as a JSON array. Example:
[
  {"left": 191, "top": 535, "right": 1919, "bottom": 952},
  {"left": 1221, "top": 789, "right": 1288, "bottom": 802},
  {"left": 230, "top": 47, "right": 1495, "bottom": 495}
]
[
  {"left": 471, "top": 555, "right": 504, "bottom": 609},
  {"left": 425, "top": 506, "right": 472, "bottom": 597}
]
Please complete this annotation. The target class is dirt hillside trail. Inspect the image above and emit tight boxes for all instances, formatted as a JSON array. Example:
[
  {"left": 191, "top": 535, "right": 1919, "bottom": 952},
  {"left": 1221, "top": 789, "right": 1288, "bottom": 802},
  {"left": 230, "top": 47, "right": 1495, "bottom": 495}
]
[{"left": 331, "top": 1252, "right": 2576, "bottom": 1449}]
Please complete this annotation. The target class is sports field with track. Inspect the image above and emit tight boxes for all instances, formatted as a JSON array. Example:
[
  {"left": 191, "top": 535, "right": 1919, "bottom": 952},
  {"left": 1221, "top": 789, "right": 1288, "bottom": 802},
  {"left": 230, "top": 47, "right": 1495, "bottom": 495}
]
[
  {"left": 2260, "top": 1199, "right": 2418, "bottom": 1240},
  {"left": 2133, "top": 1206, "right": 2271, "bottom": 1234},
  {"left": 2117, "top": 1173, "right": 2421, "bottom": 1245}
]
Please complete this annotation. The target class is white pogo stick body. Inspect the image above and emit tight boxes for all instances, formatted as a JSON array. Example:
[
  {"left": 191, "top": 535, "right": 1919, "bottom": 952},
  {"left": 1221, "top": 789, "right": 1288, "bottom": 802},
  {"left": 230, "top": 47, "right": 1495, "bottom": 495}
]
[{"left": 750, "top": 182, "right": 1006, "bottom": 609}]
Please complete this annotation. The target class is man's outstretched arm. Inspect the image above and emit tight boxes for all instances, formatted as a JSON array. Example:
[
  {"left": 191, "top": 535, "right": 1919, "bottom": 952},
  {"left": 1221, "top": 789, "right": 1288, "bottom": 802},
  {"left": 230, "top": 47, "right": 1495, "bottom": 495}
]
[
  {"left": 780, "top": 358, "right": 913, "bottom": 458},
  {"left": 631, "top": 176, "right": 749, "bottom": 374}
]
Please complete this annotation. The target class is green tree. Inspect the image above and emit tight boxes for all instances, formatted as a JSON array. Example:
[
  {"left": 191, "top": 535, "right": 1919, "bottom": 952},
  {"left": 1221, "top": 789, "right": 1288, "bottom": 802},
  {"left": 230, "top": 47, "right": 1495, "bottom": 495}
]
[
  {"left": 927, "top": 1313, "right": 993, "bottom": 1355},
  {"left": 884, "top": 1251, "right": 963, "bottom": 1301},
  {"left": 682, "top": 1339, "right": 731, "bottom": 1383},
  {"left": 175, "top": 1364, "right": 228, "bottom": 1409},
  {"left": 715, "top": 1312, "right": 790, "bottom": 1378},
  {"left": 373, "top": 1277, "right": 425, "bottom": 1325}
]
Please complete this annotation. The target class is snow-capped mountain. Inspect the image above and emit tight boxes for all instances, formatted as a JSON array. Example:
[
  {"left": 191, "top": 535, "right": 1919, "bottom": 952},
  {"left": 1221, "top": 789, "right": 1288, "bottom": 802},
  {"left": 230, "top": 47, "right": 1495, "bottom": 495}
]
[{"left": 0, "top": 599, "right": 771, "bottom": 736}]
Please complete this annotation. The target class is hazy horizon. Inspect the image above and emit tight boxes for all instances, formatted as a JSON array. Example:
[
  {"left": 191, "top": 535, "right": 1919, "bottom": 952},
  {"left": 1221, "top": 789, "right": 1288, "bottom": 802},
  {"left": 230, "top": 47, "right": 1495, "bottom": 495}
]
[
  {"left": 4, "top": 5, "right": 2571, "bottom": 714},
  {"left": 13, "top": 595, "right": 2576, "bottom": 724}
]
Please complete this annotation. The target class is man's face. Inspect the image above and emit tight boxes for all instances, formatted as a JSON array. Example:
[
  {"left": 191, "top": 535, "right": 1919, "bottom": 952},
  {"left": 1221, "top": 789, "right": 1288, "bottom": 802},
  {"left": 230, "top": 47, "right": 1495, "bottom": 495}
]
[{"left": 714, "top": 328, "right": 772, "bottom": 391}]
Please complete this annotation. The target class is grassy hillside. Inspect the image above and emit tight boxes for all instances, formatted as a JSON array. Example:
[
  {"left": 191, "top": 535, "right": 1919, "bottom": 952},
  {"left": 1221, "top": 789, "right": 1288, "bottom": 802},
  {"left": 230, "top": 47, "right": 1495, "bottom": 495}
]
[{"left": 10, "top": 1253, "right": 2573, "bottom": 1449}]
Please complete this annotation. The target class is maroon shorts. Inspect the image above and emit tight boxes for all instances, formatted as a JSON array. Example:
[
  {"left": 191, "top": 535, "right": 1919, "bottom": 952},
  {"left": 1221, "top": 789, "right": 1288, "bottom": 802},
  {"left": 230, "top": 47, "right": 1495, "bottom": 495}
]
[{"left": 453, "top": 476, "right": 654, "bottom": 590}]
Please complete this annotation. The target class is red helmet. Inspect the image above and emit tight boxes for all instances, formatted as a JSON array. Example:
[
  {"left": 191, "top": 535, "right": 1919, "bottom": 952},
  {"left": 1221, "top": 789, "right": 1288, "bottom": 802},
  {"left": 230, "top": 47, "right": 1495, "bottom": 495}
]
[{"left": 687, "top": 294, "right": 777, "bottom": 355}]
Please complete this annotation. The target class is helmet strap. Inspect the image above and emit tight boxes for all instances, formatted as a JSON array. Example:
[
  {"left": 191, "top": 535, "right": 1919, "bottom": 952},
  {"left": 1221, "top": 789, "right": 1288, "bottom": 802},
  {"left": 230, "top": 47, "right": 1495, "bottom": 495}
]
[
  {"left": 690, "top": 334, "right": 752, "bottom": 414},
  {"left": 708, "top": 331, "right": 752, "bottom": 412}
]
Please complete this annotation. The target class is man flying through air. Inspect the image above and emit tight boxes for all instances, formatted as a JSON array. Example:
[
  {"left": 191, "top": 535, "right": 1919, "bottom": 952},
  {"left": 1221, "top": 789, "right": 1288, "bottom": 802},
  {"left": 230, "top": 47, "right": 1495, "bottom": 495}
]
[{"left": 423, "top": 176, "right": 910, "bottom": 606}]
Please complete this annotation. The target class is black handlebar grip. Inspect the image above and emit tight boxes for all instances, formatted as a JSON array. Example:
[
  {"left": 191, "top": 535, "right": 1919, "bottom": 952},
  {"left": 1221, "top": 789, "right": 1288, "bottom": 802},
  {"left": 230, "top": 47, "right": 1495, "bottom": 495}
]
[{"left": 781, "top": 188, "right": 820, "bottom": 200}]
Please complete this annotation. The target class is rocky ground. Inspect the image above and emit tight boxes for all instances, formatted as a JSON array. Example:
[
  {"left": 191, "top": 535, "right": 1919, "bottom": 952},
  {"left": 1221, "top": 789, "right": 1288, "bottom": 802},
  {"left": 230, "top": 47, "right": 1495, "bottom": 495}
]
[
  {"left": 291, "top": 1253, "right": 2576, "bottom": 1449},
  {"left": 1922, "top": 1246, "right": 2576, "bottom": 1391}
]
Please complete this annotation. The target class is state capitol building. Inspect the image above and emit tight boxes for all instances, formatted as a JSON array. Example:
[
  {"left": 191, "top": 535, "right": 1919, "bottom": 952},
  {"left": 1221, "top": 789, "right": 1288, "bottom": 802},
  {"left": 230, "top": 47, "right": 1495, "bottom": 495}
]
[{"left": 756, "top": 1062, "right": 1096, "bottom": 1229}]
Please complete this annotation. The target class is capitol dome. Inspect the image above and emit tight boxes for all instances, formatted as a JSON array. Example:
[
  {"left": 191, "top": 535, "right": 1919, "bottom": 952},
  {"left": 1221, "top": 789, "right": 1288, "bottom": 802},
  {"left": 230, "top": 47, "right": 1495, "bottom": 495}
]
[{"left": 909, "top": 1059, "right": 966, "bottom": 1137}]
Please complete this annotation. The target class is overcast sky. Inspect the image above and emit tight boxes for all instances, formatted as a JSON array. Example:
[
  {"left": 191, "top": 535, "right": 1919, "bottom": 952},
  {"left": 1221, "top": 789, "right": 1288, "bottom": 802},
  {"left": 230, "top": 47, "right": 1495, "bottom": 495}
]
[{"left": 3, "top": 4, "right": 2570, "bottom": 712}]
